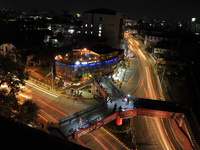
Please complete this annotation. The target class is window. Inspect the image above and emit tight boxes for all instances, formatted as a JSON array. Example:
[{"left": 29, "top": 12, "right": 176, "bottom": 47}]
[
  {"left": 85, "top": 31, "right": 87, "bottom": 34},
  {"left": 91, "top": 31, "right": 93, "bottom": 34},
  {"left": 85, "top": 24, "right": 87, "bottom": 27}
]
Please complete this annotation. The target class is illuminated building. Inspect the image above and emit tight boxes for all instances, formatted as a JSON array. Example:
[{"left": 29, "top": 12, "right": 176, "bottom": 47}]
[
  {"left": 83, "top": 8, "right": 125, "bottom": 49},
  {"left": 55, "top": 47, "right": 124, "bottom": 85}
]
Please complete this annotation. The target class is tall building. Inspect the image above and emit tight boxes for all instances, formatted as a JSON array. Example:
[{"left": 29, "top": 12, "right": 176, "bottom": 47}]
[
  {"left": 83, "top": 8, "right": 125, "bottom": 49},
  {"left": 191, "top": 18, "right": 200, "bottom": 35}
]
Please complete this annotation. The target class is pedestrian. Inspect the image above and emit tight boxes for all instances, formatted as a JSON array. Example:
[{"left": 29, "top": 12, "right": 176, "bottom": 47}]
[
  {"left": 113, "top": 103, "right": 117, "bottom": 112},
  {"left": 79, "top": 118, "right": 82, "bottom": 125},
  {"left": 119, "top": 106, "right": 122, "bottom": 115}
]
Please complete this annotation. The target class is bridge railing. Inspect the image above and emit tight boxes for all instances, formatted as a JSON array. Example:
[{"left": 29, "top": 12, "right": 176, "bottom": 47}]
[
  {"left": 59, "top": 100, "right": 106, "bottom": 127},
  {"left": 103, "top": 76, "right": 125, "bottom": 97},
  {"left": 184, "top": 110, "right": 200, "bottom": 150}
]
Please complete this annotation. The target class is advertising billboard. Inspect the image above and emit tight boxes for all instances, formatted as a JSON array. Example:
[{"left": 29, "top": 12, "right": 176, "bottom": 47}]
[{"left": 74, "top": 112, "right": 118, "bottom": 139}]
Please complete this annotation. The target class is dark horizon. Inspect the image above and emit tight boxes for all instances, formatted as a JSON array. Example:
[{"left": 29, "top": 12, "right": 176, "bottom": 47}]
[{"left": 1, "top": 0, "right": 200, "bottom": 21}]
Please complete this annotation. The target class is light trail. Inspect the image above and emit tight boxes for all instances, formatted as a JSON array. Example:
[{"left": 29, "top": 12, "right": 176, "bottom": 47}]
[
  {"left": 24, "top": 90, "right": 69, "bottom": 116},
  {"left": 77, "top": 139, "right": 86, "bottom": 147},
  {"left": 138, "top": 48, "right": 147, "bottom": 60},
  {"left": 128, "top": 34, "right": 175, "bottom": 150},
  {"left": 95, "top": 131, "right": 117, "bottom": 150},
  {"left": 132, "top": 78, "right": 144, "bottom": 96},
  {"left": 145, "top": 66, "right": 157, "bottom": 100},
  {"left": 101, "top": 128, "right": 129, "bottom": 150},
  {"left": 25, "top": 80, "right": 59, "bottom": 98},
  {"left": 131, "top": 63, "right": 144, "bottom": 95},
  {"left": 144, "top": 87, "right": 149, "bottom": 98},
  {"left": 146, "top": 66, "right": 154, "bottom": 99},
  {"left": 161, "top": 118, "right": 176, "bottom": 150},
  {"left": 40, "top": 109, "right": 58, "bottom": 123},
  {"left": 150, "top": 117, "right": 168, "bottom": 150},
  {"left": 38, "top": 114, "right": 48, "bottom": 122},
  {"left": 144, "top": 116, "right": 158, "bottom": 150},
  {"left": 126, "top": 66, "right": 137, "bottom": 86},
  {"left": 25, "top": 87, "right": 71, "bottom": 115},
  {"left": 90, "top": 134, "right": 109, "bottom": 150}
]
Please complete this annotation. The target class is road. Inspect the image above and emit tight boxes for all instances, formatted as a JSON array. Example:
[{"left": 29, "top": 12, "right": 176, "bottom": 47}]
[
  {"left": 74, "top": 128, "right": 128, "bottom": 150},
  {"left": 62, "top": 33, "right": 179, "bottom": 150},
  {"left": 123, "top": 33, "right": 181, "bottom": 150},
  {"left": 17, "top": 32, "right": 181, "bottom": 149},
  {"left": 19, "top": 80, "right": 100, "bottom": 126},
  {"left": 19, "top": 79, "right": 128, "bottom": 150}
]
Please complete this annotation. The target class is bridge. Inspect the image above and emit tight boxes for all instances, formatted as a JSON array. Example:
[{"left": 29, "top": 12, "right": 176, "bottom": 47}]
[{"left": 58, "top": 76, "right": 200, "bottom": 150}]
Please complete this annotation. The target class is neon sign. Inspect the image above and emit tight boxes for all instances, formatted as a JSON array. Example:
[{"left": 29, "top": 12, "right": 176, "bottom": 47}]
[{"left": 81, "top": 48, "right": 90, "bottom": 53}]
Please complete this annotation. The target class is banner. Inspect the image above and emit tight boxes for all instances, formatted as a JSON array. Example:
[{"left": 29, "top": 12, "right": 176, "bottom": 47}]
[
  {"left": 120, "top": 109, "right": 137, "bottom": 118},
  {"left": 137, "top": 108, "right": 172, "bottom": 118},
  {"left": 74, "top": 112, "right": 118, "bottom": 139},
  {"left": 94, "top": 80, "right": 107, "bottom": 98}
]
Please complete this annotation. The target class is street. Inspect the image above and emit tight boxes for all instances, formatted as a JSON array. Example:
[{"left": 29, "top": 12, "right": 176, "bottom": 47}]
[
  {"left": 123, "top": 33, "right": 181, "bottom": 150},
  {"left": 17, "top": 33, "right": 182, "bottom": 150},
  {"left": 20, "top": 80, "right": 100, "bottom": 126}
]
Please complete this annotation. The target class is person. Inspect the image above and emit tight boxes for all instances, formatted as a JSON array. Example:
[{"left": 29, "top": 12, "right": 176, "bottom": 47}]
[
  {"left": 119, "top": 106, "right": 122, "bottom": 115},
  {"left": 113, "top": 103, "right": 117, "bottom": 112},
  {"left": 79, "top": 118, "right": 82, "bottom": 125}
]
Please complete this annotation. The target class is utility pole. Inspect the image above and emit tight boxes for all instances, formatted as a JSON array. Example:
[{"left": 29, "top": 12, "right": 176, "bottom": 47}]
[
  {"left": 46, "top": 63, "right": 54, "bottom": 90},
  {"left": 51, "top": 64, "right": 54, "bottom": 90}
]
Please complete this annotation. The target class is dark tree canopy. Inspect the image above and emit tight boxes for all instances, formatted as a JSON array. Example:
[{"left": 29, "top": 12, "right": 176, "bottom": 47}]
[{"left": 0, "top": 55, "right": 39, "bottom": 124}]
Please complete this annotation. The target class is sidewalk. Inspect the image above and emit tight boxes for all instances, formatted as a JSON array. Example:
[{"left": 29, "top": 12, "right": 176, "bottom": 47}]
[{"left": 111, "top": 67, "right": 127, "bottom": 88}]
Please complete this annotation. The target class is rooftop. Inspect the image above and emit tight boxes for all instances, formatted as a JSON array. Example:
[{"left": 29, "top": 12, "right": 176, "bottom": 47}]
[{"left": 85, "top": 8, "right": 117, "bottom": 15}]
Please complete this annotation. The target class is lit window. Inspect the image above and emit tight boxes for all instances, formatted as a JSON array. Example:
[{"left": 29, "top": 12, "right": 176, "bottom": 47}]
[
  {"left": 85, "top": 31, "right": 87, "bottom": 34},
  {"left": 98, "top": 33, "right": 101, "bottom": 37},
  {"left": 91, "top": 24, "right": 93, "bottom": 27},
  {"left": 91, "top": 31, "right": 93, "bottom": 34},
  {"left": 85, "top": 24, "right": 87, "bottom": 27}
]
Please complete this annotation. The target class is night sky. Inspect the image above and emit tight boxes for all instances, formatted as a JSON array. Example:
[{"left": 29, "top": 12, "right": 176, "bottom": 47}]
[{"left": 1, "top": 0, "right": 200, "bottom": 20}]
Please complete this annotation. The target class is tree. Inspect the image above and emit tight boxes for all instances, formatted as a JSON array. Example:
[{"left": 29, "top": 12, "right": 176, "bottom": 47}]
[
  {"left": 0, "top": 55, "right": 39, "bottom": 124},
  {"left": 0, "top": 91, "right": 19, "bottom": 118},
  {"left": 16, "top": 100, "right": 39, "bottom": 125},
  {"left": 0, "top": 55, "right": 28, "bottom": 95}
]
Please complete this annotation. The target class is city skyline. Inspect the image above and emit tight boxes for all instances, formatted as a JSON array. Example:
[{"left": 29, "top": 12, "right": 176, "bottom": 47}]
[{"left": 1, "top": 0, "right": 200, "bottom": 20}]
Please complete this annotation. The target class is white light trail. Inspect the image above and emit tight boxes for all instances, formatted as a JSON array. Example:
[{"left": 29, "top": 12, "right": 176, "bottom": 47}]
[{"left": 25, "top": 81, "right": 59, "bottom": 98}]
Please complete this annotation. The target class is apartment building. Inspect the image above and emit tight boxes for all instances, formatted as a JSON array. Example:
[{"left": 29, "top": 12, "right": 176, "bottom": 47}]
[{"left": 83, "top": 8, "right": 125, "bottom": 49}]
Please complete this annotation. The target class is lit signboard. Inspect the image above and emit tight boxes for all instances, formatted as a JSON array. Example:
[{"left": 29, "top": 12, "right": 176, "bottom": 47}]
[
  {"left": 81, "top": 62, "right": 88, "bottom": 65},
  {"left": 74, "top": 112, "right": 118, "bottom": 139},
  {"left": 81, "top": 48, "right": 90, "bottom": 53}
]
